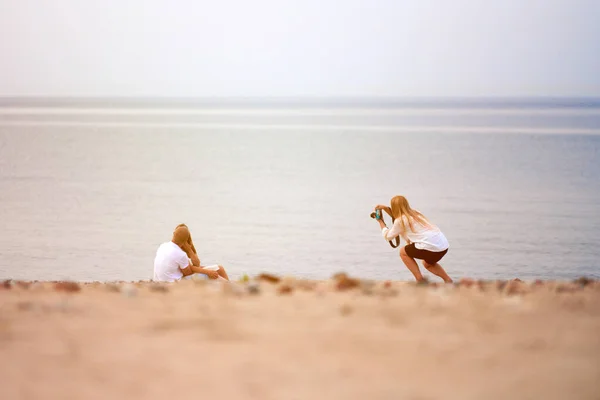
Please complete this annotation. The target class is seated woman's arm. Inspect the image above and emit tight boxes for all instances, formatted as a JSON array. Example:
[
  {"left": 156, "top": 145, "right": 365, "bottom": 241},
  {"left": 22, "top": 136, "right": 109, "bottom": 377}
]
[
  {"left": 179, "top": 263, "right": 218, "bottom": 279},
  {"left": 180, "top": 241, "right": 200, "bottom": 267}
]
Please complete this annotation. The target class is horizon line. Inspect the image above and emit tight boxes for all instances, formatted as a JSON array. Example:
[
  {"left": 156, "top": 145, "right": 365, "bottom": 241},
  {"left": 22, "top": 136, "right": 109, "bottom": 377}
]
[{"left": 1, "top": 95, "right": 600, "bottom": 109}]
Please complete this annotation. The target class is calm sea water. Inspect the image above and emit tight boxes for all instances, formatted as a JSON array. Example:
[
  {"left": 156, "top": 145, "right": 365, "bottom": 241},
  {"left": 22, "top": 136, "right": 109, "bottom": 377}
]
[{"left": 1, "top": 101, "right": 599, "bottom": 281}]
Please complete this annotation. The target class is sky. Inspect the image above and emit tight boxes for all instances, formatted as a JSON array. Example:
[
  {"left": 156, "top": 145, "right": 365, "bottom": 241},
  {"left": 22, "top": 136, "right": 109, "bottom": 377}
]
[{"left": 0, "top": 0, "right": 599, "bottom": 98}]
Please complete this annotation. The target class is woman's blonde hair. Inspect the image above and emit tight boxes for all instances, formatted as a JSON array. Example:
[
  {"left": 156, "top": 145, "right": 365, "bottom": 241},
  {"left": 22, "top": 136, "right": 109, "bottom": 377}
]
[{"left": 390, "top": 195, "right": 432, "bottom": 234}]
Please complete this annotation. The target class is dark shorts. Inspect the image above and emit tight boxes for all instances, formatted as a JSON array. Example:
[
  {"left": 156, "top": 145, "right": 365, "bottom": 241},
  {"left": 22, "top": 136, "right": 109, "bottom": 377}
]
[{"left": 404, "top": 243, "right": 448, "bottom": 264}]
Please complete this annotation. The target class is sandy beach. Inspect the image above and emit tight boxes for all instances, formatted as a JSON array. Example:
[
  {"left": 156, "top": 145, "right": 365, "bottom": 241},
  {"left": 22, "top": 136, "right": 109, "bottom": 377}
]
[{"left": 0, "top": 275, "right": 599, "bottom": 400}]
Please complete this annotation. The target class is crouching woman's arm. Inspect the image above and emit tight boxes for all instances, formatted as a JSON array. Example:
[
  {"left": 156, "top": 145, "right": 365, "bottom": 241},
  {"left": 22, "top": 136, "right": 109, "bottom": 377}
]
[{"left": 379, "top": 218, "right": 407, "bottom": 243}]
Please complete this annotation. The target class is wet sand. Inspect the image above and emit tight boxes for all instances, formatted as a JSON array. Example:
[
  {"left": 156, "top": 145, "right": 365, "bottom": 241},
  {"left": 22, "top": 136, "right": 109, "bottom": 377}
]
[{"left": 1, "top": 276, "right": 599, "bottom": 400}]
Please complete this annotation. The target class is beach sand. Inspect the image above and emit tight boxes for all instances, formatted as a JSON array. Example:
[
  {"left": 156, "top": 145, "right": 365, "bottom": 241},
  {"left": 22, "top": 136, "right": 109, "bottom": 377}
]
[{"left": 0, "top": 276, "right": 599, "bottom": 400}]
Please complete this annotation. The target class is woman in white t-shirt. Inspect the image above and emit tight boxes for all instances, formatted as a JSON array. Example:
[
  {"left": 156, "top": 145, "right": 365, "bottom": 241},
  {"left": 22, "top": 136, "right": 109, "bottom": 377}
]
[{"left": 374, "top": 195, "right": 452, "bottom": 283}]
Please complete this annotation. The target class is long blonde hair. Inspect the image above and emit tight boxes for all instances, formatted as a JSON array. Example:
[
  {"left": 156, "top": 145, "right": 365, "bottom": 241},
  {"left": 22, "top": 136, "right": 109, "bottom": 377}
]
[{"left": 390, "top": 196, "right": 432, "bottom": 235}]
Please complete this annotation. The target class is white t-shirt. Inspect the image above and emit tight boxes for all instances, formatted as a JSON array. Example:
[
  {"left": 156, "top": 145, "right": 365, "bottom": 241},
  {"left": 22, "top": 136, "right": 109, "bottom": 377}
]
[
  {"left": 382, "top": 214, "right": 449, "bottom": 252},
  {"left": 153, "top": 242, "right": 191, "bottom": 282}
]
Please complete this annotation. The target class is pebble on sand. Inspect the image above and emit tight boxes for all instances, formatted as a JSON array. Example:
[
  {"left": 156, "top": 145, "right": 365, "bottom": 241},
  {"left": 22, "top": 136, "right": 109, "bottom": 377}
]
[
  {"left": 53, "top": 282, "right": 81, "bottom": 293},
  {"left": 294, "top": 280, "right": 317, "bottom": 291},
  {"left": 333, "top": 273, "right": 360, "bottom": 291},
  {"left": 459, "top": 278, "right": 475, "bottom": 288},
  {"left": 246, "top": 282, "right": 261, "bottom": 295},
  {"left": 573, "top": 277, "right": 594, "bottom": 288},
  {"left": 506, "top": 279, "right": 528, "bottom": 295},
  {"left": 257, "top": 273, "right": 281, "bottom": 284},
  {"left": 277, "top": 284, "right": 294, "bottom": 295},
  {"left": 1, "top": 280, "right": 11, "bottom": 290}
]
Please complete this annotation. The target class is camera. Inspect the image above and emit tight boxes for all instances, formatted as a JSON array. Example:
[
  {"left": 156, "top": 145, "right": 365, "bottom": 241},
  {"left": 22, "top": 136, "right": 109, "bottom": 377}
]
[{"left": 369, "top": 209, "right": 382, "bottom": 220}]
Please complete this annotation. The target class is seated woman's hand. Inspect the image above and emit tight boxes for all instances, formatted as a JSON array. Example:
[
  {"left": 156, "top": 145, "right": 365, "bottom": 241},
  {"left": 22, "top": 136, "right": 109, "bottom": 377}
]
[{"left": 205, "top": 269, "right": 219, "bottom": 279}]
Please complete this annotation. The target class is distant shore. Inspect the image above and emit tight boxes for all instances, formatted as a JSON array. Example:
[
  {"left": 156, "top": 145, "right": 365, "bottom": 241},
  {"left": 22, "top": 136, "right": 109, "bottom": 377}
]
[{"left": 1, "top": 274, "right": 599, "bottom": 399}]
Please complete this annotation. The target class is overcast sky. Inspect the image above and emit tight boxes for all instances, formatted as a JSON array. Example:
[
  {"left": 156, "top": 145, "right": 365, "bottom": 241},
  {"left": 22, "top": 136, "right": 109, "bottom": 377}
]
[{"left": 1, "top": 0, "right": 599, "bottom": 97}]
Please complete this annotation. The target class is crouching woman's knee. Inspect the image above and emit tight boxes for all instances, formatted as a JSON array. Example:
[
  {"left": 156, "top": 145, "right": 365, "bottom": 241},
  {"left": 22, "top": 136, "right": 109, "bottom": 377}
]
[
  {"left": 423, "top": 261, "right": 435, "bottom": 270},
  {"left": 400, "top": 246, "right": 408, "bottom": 257}
]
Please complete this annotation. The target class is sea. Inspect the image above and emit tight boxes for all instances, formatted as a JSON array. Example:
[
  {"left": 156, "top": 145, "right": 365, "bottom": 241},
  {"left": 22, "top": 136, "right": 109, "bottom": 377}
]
[{"left": 0, "top": 98, "right": 599, "bottom": 282}]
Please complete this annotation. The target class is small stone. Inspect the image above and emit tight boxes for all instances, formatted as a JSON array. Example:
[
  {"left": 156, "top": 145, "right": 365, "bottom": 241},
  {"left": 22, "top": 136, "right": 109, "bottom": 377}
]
[
  {"left": 334, "top": 274, "right": 360, "bottom": 291},
  {"left": 277, "top": 284, "right": 294, "bottom": 295},
  {"left": 257, "top": 273, "right": 281, "bottom": 284},
  {"left": 459, "top": 278, "right": 475, "bottom": 288},
  {"left": 383, "top": 281, "right": 392, "bottom": 289},
  {"left": 513, "top": 278, "right": 523, "bottom": 282},
  {"left": 506, "top": 280, "right": 528, "bottom": 295},
  {"left": 573, "top": 277, "right": 593, "bottom": 288},
  {"left": 295, "top": 280, "right": 317, "bottom": 291},
  {"left": 533, "top": 279, "right": 544, "bottom": 287},
  {"left": 54, "top": 281, "right": 81, "bottom": 293},
  {"left": 496, "top": 280, "right": 508, "bottom": 291},
  {"left": 149, "top": 283, "right": 169, "bottom": 293},
  {"left": 247, "top": 282, "right": 260, "bottom": 295},
  {"left": 1, "top": 280, "right": 11, "bottom": 290}
]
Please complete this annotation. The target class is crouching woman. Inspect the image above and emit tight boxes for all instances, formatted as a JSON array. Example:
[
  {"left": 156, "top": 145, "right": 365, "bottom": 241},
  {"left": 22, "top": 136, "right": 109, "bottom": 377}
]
[{"left": 375, "top": 195, "right": 452, "bottom": 283}]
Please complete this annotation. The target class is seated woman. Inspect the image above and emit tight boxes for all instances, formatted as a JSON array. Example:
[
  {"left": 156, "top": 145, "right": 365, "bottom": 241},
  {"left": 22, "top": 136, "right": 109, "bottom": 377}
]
[
  {"left": 374, "top": 196, "right": 452, "bottom": 283},
  {"left": 153, "top": 224, "right": 229, "bottom": 282}
]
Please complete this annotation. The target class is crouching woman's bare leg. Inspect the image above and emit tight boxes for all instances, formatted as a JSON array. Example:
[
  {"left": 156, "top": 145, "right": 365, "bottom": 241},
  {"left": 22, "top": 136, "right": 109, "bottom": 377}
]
[
  {"left": 399, "top": 246, "right": 426, "bottom": 282},
  {"left": 422, "top": 261, "right": 453, "bottom": 283}
]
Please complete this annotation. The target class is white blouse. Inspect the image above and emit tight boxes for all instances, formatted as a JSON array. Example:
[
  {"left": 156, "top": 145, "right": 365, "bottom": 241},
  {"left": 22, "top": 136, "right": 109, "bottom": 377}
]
[{"left": 382, "top": 215, "right": 449, "bottom": 252}]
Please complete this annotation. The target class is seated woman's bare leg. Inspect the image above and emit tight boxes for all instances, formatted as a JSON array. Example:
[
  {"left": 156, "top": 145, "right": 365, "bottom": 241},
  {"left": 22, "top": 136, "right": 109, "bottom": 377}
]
[{"left": 217, "top": 265, "right": 230, "bottom": 281}]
